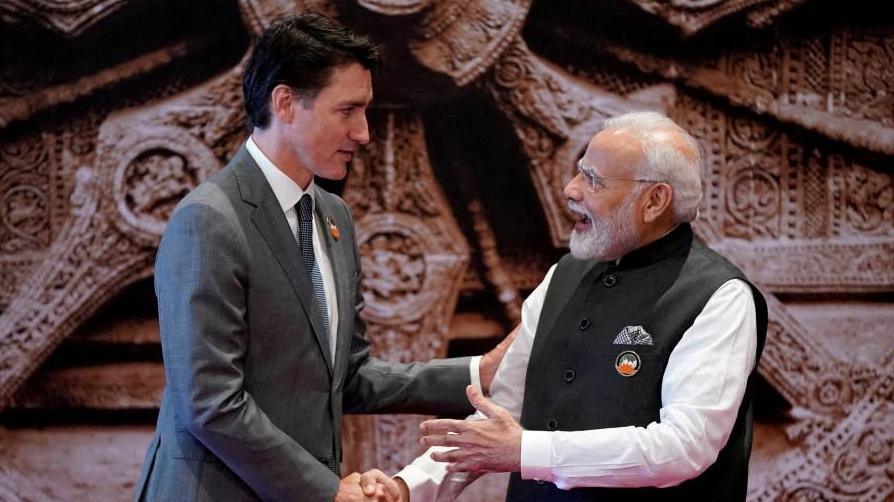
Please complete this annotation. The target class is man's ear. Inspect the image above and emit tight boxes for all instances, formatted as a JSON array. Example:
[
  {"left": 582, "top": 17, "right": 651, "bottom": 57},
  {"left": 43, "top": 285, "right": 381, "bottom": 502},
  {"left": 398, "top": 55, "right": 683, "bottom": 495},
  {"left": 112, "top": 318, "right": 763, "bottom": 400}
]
[
  {"left": 270, "top": 84, "right": 294, "bottom": 124},
  {"left": 643, "top": 183, "right": 673, "bottom": 223}
]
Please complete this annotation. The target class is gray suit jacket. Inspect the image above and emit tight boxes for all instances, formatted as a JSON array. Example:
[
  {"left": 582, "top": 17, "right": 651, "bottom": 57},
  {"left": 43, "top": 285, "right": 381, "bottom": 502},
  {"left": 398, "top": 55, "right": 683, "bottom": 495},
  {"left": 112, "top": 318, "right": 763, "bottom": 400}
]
[{"left": 135, "top": 147, "right": 472, "bottom": 502}]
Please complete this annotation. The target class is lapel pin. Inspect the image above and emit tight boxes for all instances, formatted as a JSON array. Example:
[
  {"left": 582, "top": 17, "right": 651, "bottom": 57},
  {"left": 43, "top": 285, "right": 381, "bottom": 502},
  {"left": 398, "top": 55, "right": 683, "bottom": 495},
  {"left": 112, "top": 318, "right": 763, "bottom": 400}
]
[
  {"left": 326, "top": 216, "right": 340, "bottom": 241},
  {"left": 615, "top": 350, "right": 641, "bottom": 377}
]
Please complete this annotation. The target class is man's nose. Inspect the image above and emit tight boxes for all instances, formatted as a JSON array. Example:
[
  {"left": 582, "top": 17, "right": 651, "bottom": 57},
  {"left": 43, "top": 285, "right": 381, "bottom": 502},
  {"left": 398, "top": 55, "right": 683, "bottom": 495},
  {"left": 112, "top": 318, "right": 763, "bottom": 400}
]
[
  {"left": 564, "top": 174, "right": 583, "bottom": 201},
  {"left": 349, "top": 113, "right": 370, "bottom": 145}
]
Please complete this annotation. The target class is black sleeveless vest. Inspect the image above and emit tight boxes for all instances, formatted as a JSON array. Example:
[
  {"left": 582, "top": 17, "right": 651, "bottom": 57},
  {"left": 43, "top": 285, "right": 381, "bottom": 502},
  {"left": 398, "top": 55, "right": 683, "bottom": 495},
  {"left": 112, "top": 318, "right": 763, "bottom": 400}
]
[{"left": 506, "top": 224, "right": 768, "bottom": 502}]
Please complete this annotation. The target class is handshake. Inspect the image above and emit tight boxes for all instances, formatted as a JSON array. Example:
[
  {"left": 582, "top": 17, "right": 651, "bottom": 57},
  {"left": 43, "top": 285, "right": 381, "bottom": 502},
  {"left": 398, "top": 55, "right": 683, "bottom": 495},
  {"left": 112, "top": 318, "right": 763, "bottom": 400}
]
[
  {"left": 335, "top": 469, "right": 408, "bottom": 502},
  {"left": 333, "top": 382, "right": 525, "bottom": 502},
  {"left": 333, "top": 330, "right": 522, "bottom": 502}
]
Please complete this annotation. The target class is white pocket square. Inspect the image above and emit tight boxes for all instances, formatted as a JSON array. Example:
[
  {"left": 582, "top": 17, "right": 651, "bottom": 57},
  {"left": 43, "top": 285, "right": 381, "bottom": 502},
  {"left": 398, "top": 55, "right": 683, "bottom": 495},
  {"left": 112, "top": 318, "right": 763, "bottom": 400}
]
[{"left": 613, "top": 325, "right": 653, "bottom": 345}]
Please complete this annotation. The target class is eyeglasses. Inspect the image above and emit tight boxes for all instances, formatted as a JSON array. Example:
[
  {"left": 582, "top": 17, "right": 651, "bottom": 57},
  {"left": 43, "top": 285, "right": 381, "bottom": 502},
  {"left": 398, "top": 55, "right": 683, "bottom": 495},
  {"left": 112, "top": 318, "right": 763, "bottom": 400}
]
[{"left": 575, "top": 160, "right": 663, "bottom": 191}]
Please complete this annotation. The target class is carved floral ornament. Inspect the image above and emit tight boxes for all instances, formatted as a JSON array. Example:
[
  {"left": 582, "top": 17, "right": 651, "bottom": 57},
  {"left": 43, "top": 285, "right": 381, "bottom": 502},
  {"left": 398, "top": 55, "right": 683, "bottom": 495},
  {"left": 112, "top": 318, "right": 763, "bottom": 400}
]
[{"left": 102, "top": 127, "right": 221, "bottom": 241}]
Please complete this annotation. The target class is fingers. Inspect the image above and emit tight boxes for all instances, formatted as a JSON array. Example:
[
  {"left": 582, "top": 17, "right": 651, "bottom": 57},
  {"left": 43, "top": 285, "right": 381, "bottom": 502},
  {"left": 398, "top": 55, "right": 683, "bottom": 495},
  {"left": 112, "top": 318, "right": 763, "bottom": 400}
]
[
  {"left": 465, "top": 385, "right": 502, "bottom": 419},
  {"left": 429, "top": 448, "right": 464, "bottom": 463},
  {"left": 420, "top": 433, "right": 465, "bottom": 448},
  {"left": 373, "top": 484, "right": 391, "bottom": 502},
  {"left": 359, "top": 469, "right": 401, "bottom": 502},
  {"left": 446, "top": 461, "right": 480, "bottom": 473},
  {"left": 419, "top": 418, "right": 469, "bottom": 435},
  {"left": 374, "top": 472, "right": 401, "bottom": 501},
  {"left": 360, "top": 471, "right": 377, "bottom": 497}
]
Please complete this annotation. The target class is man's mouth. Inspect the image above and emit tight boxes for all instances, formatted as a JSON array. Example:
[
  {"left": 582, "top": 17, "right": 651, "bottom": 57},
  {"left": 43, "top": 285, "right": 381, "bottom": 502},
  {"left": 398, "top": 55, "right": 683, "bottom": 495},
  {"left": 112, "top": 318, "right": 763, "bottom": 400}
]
[
  {"left": 337, "top": 150, "right": 354, "bottom": 161},
  {"left": 569, "top": 204, "right": 592, "bottom": 231}
]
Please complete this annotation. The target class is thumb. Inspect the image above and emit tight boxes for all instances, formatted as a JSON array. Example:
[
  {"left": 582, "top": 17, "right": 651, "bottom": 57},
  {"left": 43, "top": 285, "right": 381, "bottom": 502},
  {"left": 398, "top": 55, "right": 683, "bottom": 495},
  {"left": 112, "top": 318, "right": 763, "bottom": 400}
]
[
  {"left": 361, "top": 475, "right": 380, "bottom": 496},
  {"left": 466, "top": 384, "right": 501, "bottom": 418}
]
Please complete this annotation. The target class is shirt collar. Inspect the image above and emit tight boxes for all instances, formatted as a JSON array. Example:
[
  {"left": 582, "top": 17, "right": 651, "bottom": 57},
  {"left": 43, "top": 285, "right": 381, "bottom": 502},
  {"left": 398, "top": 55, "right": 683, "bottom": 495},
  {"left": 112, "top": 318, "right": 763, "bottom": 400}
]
[{"left": 245, "top": 136, "right": 315, "bottom": 214}]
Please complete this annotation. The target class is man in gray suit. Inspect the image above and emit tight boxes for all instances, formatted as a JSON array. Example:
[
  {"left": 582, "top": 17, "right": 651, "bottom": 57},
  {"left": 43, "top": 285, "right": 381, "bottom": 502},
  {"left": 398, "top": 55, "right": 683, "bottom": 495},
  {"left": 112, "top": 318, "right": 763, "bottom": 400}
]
[{"left": 135, "top": 13, "right": 505, "bottom": 502}]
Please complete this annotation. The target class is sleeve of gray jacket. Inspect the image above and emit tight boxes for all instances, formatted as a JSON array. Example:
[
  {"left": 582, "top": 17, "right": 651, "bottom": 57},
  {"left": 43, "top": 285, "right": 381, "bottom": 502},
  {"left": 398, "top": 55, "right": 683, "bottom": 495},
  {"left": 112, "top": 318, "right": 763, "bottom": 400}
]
[{"left": 156, "top": 201, "right": 339, "bottom": 502}]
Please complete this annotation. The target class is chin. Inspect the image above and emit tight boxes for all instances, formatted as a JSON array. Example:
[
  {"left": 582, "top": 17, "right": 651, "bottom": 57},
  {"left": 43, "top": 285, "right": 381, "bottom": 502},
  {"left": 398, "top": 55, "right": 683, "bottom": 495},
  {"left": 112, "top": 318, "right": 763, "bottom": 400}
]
[
  {"left": 569, "top": 230, "right": 594, "bottom": 260},
  {"left": 570, "top": 229, "right": 617, "bottom": 261},
  {"left": 318, "top": 165, "right": 348, "bottom": 181}
]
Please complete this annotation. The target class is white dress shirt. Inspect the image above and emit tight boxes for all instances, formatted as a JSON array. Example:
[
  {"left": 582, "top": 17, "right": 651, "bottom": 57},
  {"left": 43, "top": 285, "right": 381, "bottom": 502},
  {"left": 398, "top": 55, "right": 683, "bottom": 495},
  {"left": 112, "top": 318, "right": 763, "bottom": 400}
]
[
  {"left": 245, "top": 137, "right": 339, "bottom": 360},
  {"left": 397, "top": 264, "right": 757, "bottom": 500}
]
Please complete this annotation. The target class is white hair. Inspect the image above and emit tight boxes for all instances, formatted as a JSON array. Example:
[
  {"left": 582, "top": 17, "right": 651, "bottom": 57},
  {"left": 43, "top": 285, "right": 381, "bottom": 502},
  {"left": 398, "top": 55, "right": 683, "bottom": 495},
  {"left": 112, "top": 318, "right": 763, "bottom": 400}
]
[{"left": 601, "top": 111, "right": 703, "bottom": 223}]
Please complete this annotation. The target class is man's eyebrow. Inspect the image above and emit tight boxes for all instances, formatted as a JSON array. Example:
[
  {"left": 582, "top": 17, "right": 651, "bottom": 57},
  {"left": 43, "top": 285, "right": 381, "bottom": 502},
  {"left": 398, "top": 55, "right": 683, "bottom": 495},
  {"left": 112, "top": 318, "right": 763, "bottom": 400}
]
[
  {"left": 576, "top": 159, "right": 596, "bottom": 174},
  {"left": 337, "top": 99, "right": 369, "bottom": 108}
]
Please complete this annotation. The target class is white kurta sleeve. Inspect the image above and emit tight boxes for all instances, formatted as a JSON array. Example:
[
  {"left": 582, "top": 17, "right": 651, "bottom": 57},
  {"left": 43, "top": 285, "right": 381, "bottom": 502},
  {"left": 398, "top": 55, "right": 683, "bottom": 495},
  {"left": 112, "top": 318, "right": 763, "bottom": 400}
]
[{"left": 395, "top": 265, "right": 558, "bottom": 501}]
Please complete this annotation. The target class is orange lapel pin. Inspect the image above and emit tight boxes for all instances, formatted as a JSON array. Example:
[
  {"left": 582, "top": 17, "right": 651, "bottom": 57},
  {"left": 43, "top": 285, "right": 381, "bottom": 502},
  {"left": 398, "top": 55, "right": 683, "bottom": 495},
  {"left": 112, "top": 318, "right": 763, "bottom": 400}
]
[{"left": 326, "top": 216, "right": 340, "bottom": 241}]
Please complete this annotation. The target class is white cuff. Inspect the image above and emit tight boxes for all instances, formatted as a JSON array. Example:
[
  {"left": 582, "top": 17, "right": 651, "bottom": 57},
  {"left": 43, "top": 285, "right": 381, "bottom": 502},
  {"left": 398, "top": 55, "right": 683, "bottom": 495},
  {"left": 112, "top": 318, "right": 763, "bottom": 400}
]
[
  {"left": 520, "top": 430, "right": 553, "bottom": 482},
  {"left": 396, "top": 464, "right": 440, "bottom": 502},
  {"left": 469, "top": 355, "right": 482, "bottom": 394}
]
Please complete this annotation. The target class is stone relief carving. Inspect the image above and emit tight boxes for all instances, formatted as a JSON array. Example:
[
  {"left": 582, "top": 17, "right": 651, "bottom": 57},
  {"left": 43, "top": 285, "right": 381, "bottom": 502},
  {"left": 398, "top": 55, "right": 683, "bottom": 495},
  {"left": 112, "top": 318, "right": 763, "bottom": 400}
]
[
  {"left": 410, "top": 0, "right": 531, "bottom": 86},
  {"left": 625, "top": 0, "right": 813, "bottom": 35},
  {"left": 0, "top": 60, "right": 234, "bottom": 406},
  {"left": 482, "top": 38, "right": 670, "bottom": 246},
  {"left": 107, "top": 130, "right": 220, "bottom": 239},
  {"left": 596, "top": 27, "right": 894, "bottom": 156},
  {"left": 341, "top": 112, "right": 469, "bottom": 472},
  {"left": 0, "top": 1, "right": 892, "bottom": 500},
  {"left": 0, "top": 0, "right": 127, "bottom": 37}
]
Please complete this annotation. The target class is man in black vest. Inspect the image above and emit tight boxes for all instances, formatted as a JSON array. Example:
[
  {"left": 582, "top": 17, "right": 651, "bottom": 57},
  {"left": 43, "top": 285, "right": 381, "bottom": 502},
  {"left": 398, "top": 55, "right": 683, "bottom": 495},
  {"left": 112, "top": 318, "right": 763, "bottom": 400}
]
[{"left": 394, "top": 111, "right": 768, "bottom": 501}]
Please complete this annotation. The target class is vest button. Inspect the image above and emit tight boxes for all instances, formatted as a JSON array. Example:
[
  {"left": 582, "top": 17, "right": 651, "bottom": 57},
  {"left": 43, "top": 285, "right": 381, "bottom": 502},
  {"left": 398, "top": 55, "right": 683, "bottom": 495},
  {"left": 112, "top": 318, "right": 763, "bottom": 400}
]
[
  {"left": 579, "top": 318, "right": 590, "bottom": 330},
  {"left": 547, "top": 418, "right": 558, "bottom": 430},
  {"left": 536, "top": 480, "right": 545, "bottom": 485},
  {"left": 603, "top": 274, "right": 617, "bottom": 287},
  {"left": 563, "top": 370, "right": 575, "bottom": 383}
]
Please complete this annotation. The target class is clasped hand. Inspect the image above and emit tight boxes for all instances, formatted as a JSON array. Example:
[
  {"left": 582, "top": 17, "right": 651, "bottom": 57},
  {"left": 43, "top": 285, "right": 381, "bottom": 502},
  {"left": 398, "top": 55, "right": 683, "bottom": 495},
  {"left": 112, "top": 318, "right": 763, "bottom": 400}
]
[{"left": 335, "top": 469, "right": 408, "bottom": 502}]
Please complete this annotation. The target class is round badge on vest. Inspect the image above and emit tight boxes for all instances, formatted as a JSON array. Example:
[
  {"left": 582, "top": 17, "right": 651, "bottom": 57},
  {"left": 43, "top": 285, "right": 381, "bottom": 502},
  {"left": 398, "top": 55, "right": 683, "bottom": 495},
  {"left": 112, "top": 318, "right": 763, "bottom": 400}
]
[{"left": 615, "top": 350, "right": 640, "bottom": 377}]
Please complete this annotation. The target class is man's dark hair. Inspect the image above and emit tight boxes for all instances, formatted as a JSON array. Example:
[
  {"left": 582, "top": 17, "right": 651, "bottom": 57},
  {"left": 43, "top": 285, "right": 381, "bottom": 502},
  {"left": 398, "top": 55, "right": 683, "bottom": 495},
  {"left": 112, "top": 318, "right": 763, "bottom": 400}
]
[{"left": 242, "top": 13, "right": 382, "bottom": 130}]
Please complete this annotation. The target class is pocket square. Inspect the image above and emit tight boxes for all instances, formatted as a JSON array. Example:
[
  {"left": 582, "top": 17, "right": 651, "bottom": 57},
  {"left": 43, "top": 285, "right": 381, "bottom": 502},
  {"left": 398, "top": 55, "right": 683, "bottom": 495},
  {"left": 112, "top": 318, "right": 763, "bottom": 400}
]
[{"left": 613, "top": 325, "right": 653, "bottom": 345}]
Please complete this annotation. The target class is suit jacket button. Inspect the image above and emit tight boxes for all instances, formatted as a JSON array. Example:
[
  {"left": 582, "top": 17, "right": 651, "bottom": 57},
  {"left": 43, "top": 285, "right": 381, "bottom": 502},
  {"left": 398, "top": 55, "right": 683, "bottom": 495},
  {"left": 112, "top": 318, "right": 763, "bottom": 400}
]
[
  {"left": 547, "top": 418, "right": 558, "bottom": 430},
  {"left": 536, "top": 480, "right": 545, "bottom": 485},
  {"left": 604, "top": 274, "right": 617, "bottom": 287},
  {"left": 579, "top": 318, "right": 590, "bottom": 330},
  {"left": 563, "top": 370, "right": 575, "bottom": 383}
]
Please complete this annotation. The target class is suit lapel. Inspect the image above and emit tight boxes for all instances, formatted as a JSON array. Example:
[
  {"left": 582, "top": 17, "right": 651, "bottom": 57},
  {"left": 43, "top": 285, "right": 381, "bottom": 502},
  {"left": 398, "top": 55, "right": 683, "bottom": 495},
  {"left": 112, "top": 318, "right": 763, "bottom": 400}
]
[
  {"left": 233, "top": 147, "right": 334, "bottom": 374},
  {"left": 313, "top": 187, "right": 354, "bottom": 379}
]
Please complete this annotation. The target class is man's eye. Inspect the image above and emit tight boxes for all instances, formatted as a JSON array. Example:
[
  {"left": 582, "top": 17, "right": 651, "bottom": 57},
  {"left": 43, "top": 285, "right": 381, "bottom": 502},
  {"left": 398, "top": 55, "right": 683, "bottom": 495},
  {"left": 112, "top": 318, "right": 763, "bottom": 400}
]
[
  {"left": 584, "top": 172, "right": 598, "bottom": 187},
  {"left": 340, "top": 108, "right": 353, "bottom": 116}
]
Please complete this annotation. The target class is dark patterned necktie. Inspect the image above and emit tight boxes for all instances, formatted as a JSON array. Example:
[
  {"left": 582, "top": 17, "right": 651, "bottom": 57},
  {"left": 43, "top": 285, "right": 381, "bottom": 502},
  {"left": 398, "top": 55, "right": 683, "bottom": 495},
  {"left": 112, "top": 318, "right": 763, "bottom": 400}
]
[{"left": 297, "top": 194, "right": 332, "bottom": 355}]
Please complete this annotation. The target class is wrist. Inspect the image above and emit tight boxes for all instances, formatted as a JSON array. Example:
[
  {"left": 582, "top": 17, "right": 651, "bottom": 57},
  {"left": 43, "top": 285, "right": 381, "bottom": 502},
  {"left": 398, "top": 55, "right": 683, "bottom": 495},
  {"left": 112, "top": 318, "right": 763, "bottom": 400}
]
[{"left": 395, "top": 476, "right": 410, "bottom": 502}]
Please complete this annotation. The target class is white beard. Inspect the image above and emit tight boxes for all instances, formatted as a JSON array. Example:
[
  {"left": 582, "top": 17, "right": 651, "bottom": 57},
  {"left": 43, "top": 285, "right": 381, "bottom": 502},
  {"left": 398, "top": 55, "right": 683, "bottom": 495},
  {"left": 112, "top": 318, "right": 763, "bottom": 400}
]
[{"left": 568, "top": 197, "right": 639, "bottom": 261}]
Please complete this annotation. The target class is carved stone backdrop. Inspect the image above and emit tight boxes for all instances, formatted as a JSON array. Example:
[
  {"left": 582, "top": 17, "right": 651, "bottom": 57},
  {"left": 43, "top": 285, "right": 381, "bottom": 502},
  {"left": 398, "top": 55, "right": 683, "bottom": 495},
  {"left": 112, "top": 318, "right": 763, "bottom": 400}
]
[{"left": 1, "top": 1, "right": 892, "bottom": 500}]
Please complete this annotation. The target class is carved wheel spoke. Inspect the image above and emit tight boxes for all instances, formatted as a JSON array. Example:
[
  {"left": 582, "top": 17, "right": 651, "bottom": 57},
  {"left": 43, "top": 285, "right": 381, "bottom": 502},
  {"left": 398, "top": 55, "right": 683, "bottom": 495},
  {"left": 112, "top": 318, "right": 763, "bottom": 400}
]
[
  {"left": 481, "top": 38, "right": 669, "bottom": 247},
  {"left": 341, "top": 111, "right": 470, "bottom": 473},
  {"left": 0, "top": 209, "right": 155, "bottom": 406}
]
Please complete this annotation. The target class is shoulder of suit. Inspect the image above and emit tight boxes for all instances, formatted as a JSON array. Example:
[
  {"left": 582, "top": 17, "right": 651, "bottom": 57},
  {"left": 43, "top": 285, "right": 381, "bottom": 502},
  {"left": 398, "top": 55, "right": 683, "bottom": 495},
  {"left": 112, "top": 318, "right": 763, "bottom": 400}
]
[
  {"left": 315, "top": 185, "right": 352, "bottom": 217},
  {"left": 688, "top": 239, "right": 745, "bottom": 279},
  {"left": 171, "top": 166, "right": 241, "bottom": 219}
]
